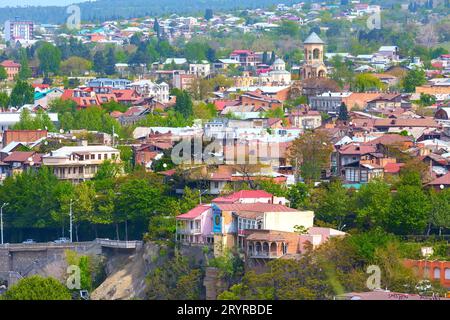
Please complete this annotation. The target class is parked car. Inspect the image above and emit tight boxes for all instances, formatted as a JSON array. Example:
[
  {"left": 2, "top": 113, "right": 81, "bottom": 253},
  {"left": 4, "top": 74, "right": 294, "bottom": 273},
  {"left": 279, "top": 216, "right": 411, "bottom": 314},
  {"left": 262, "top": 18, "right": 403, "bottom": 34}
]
[
  {"left": 54, "top": 237, "right": 70, "bottom": 243},
  {"left": 22, "top": 239, "right": 36, "bottom": 244}
]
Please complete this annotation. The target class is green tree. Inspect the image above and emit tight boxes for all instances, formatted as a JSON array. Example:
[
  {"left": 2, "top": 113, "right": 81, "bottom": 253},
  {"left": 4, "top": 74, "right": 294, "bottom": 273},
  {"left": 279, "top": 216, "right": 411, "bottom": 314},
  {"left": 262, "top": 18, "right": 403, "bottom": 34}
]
[
  {"left": 49, "top": 98, "right": 77, "bottom": 114},
  {"left": 256, "top": 179, "right": 287, "bottom": 197},
  {"left": 388, "top": 185, "right": 430, "bottom": 234},
  {"left": 18, "top": 49, "right": 32, "bottom": 80},
  {"left": 314, "top": 181, "right": 353, "bottom": 230},
  {"left": 355, "top": 180, "right": 392, "bottom": 230},
  {"left": 402, "top": 68, "right": 427, "bottom": 92},
  {"left": 12, "top": 108, "right": 56, "bottom": 131},
  {"left": 290, "top": 130, "right": 333, "bottom": 183},
  {"left": 354, "top": 73, "right": 384, "bottom": 92},
  {"left": 60, "top": 56, "right": 93, "bottom": 76},
  {"left": 115, "top": 177, "right": 165, "bottom": 237},
  {"left": 329, "top": 55, "right": 354, "bottom": 88},
  {"left": 338, "top": 102, "right": 349, "bottom": 121},
  {"left": 278, "top": 20, "right": 299, "bottom": 37},
  {"left": 204, "top": 8, "right": 213, "bottom": 21},
  {"left": 104, "top": 47, "right": 116, "bottom": 75},
  {"left": 0, "top": 66, "right": 7, "bottom": 81},
  {"left": 93, "top": 51, "right": 106, "bottom": 74},
  {"left": 9, "top": 80, "right": 34, "bottom": 107},
  {"left": 0, "top": 91, "right": 9, "bottom": 109},
  {"left": 37, "top": 42, "right": 62, "bottom": 76},
  {"left": 179, "top": 186, "right": 201, "bottom": 213},
  {"left": 1, "top": 275, "right": 71, "bottom": 300},
  {"left": 173, "top": 89, "right": 194, "bottom": 118},
  {"left": 154, "top": 18, "right": 161, "bottom": 39},
  {"left": 428, "top": 189, "right": 450, "bottom": 236},
  {"left": 287, "top": 182, "right": 310, "bottom": 210}
]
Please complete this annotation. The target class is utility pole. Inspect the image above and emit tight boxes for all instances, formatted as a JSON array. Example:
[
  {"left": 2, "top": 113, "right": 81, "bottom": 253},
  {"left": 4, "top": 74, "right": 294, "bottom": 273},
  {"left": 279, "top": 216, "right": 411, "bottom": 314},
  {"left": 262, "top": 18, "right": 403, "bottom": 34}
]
[
  {"left": 1, "top": 203, "right": 9, "bottom": 245},
  {"left": 69, "top": 199, "right": 75, "bottom": 243},
  {"left": 112, "top": 125, "right": 115, "bottom": 147}
]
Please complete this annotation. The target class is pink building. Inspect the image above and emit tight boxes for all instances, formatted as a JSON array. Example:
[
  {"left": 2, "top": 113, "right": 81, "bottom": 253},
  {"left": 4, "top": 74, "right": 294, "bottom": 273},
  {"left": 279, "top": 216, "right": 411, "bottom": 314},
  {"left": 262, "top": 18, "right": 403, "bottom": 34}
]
[
  {"left": 176, "top": 204, "right": 214, "bottom": 244},
  {"left": 0, "top": 60, "right": 21, "bottom": 81}
]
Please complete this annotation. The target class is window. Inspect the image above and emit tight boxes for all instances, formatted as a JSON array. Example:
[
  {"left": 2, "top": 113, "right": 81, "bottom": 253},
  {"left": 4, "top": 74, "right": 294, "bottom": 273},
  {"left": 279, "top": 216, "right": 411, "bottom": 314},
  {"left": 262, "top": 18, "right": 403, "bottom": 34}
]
[
  {"left": 433, "top": 268, "right": 441, "bottom": 279},
  {"left": 98, "top": 154, "right": 101, "bottom": 160},
  {"left": 445, "top": 268, "right": 450, "bottom": 280},
  {"left": 104, "top": 154, "right": 108, "bottom": 160},
  {"left": 361, "top": 170, "right": 368, "bottom": 182},
  {"left": 345, "top": 168, "right": 360, "bottom": 182},
  {"left": 91, "top": 154, "right": 95, "bottom": 160}
]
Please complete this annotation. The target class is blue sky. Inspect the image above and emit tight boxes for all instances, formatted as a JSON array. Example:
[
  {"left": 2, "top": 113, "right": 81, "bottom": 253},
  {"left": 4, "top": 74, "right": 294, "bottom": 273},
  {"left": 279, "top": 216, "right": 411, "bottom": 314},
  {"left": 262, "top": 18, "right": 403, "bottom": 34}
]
[{"left": 0, "top": 0, "right": 91, "bottom": 7}]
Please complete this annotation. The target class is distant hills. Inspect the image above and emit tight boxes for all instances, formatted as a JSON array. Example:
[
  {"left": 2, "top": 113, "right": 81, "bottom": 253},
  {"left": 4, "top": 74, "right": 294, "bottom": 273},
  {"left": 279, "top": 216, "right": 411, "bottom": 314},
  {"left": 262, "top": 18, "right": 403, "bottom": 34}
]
[{"left": 0, "top": 0, "right": 299, "bottom": 24}]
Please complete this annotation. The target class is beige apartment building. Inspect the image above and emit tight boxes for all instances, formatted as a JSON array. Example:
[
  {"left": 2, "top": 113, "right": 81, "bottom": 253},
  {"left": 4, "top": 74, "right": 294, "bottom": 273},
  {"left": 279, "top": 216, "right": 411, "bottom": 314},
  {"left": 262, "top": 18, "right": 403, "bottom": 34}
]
[{"left": 42, "top": 145, "right": 121, "bottom": 182}]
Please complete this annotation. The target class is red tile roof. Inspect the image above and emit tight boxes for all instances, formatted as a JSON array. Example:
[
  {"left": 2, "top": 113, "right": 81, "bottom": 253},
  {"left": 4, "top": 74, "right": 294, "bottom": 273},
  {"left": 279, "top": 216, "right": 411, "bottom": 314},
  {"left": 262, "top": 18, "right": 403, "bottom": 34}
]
[
  {"left": 384, "top": 162, "right": 404, "bottom": 174},
  {"left": 158, "top": 168, "right": 176, "bottom": 176},
  {"left": 0, "top": 60, "right": 21, "bottom": 68},
  {"left": 365, "top": 134, "right": 414, "bottom": 146},
  {"left": 427, "top": 172, "right": 450, "bottom": 186},
  {"left": 231, "top": 50, "right": 254, "bottom": 55},
  {"left": 110, "top": 110, "right": 123, "bottom": 118},
  {"left": 212, "top": 190, "right": 273, "bottom": 203},
  {"left": 3, "top": 152, "right": 42, "bottom": 164},
  {"left": 338, "top": 143, "right": 377, "bottom": 155},
  {"left": 213, "top": 100, "right": 239, "bottom": 112},
  {"left": 176, "top": 204, "right": 211, "bottom": 220},
  {"left": 373, "top": 118, "right": 440, "bottom": 128},
  {"left": 111, "top": 89, "right": 141, "bottom": 102},
  {"left": 216, "top": 203, "right": 297, "bottom": 213}
]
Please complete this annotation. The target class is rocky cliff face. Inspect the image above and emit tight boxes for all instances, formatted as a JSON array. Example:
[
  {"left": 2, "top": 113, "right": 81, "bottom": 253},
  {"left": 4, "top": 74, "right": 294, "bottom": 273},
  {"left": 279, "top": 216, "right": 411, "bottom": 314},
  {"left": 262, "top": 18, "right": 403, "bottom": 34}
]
[
  {"left": 90, "top": 243, "right": 157, "bottom": 300},
  {"left": 90, "top": 242, "right": 215, "bottom": 300}
]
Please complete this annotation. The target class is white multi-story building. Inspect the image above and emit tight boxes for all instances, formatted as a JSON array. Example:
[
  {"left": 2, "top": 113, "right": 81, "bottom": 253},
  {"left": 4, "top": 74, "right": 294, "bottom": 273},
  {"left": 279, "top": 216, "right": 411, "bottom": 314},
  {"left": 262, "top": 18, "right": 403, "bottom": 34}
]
[
  {"left": 4, "top": 20, "right": 34, "bottom": 42},
  {"left": 128, "top": 80, "right": 170, "bottom": 103},
  {"left": 42, "top": 144, "right": 121, "bottom": 182},
  {"left": 189, "top": 62, "right": 211, "bottom": 78}
]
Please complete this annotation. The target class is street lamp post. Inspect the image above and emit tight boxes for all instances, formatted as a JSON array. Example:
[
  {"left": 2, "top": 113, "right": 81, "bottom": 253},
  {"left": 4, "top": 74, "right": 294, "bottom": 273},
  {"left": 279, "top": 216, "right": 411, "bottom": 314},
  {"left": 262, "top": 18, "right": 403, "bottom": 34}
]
[
  {"left": 69, "top": 199, "right": 77, "bottom": 243},
  {"left": 1, "top": 203, "right": 9, "bottom": 245}
]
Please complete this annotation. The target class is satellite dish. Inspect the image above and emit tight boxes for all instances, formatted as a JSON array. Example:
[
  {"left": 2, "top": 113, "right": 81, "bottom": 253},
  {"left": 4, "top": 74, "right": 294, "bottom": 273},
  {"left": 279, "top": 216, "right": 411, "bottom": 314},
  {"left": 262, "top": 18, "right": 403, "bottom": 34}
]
[
  {"left": 60, "top": 129, "right": 64, "bottom": 134},
  {"left": 27, "top": 157, "right": 33, "bottom": 162}
]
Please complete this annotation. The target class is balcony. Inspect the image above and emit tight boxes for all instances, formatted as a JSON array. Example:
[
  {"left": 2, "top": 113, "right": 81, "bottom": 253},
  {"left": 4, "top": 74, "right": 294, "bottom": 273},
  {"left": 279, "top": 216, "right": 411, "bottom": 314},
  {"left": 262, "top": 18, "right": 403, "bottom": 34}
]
[
  {"left": 248, "top": 251, "right": 282, "bottom": 259},
  {"left": 177, "top": 228, "right": 201, "bottom": 235}
]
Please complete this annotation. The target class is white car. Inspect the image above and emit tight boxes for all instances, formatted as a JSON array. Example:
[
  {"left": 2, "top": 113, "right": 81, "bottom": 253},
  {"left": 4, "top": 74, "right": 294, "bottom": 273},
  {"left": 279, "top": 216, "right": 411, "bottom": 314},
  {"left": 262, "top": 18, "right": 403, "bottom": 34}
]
[{"left": 54, "top": 237, "right": 70, "bottom": 243}]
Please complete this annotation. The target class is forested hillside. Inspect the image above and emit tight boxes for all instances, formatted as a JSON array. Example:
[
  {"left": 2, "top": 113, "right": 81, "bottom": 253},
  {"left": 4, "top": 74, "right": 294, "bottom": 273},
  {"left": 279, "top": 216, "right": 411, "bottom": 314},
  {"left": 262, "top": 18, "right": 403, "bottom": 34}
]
[{"left": 0, "top": 0, "right": 299, "bottom": 24}]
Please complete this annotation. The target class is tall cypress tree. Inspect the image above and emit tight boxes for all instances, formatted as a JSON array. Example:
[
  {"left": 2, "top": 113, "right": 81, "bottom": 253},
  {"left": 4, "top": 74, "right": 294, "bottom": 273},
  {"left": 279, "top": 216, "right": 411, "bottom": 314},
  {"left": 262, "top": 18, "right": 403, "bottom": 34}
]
[
  {"left": 154, "top": 18, "right": 161, "bottom": 40},
  {"left": 105, "top": 47, "right": 116, "bottom": 76},
  {"left": 338, "top": 102, "right": 349, "bottom": 121},
  {"left": 269, "top": 51, "right": 276, "bottom": 65},
  {"left": 93, "top": 51, "right": 106, "bottom": 74}
]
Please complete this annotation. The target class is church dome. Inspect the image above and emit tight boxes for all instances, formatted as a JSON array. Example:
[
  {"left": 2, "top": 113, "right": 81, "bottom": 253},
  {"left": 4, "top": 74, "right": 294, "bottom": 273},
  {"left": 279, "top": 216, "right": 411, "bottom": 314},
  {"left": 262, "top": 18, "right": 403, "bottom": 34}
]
[{"left": 303, "top": 32, "right": 325, "bottom": 44}]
